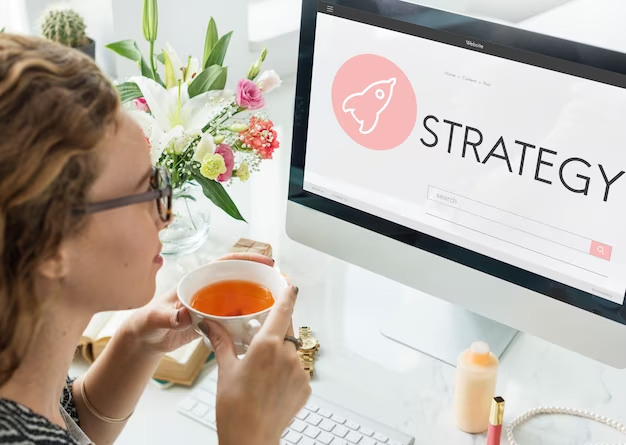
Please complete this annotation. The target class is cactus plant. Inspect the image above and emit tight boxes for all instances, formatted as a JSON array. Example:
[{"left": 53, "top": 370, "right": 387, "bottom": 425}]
[{"left": 41, "top": 9, "right": 88, "bottom": 48}]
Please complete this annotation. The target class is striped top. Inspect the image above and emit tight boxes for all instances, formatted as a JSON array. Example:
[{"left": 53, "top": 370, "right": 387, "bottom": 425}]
[{"left": 0, "top": 377, "right": 86, "bottom": 444}]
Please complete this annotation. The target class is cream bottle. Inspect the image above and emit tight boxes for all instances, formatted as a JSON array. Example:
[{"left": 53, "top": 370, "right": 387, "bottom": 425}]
[{"left": 453, "top": 341, "right": 499, "bottom": 434}]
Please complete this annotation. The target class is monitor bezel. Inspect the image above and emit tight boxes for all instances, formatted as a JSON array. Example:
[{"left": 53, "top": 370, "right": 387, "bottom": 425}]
[{"left": 288, "top": 0, "right": 626, "bottom": 325}]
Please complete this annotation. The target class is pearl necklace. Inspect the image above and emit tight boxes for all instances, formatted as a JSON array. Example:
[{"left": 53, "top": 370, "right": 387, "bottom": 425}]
[{"left": 506, "top": 406, "right": 626, "bottom": 445}]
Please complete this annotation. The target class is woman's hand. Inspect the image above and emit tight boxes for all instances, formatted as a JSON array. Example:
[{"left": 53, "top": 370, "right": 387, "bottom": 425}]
[
  {"left": 202, "top": 285, "right": 311, "bottom": 445},
  {"left": 123, "top": 252, "right": 276, "bottom": 354},
  {"left": 122, "top": 288, "right": 199, "bottom": 354}
]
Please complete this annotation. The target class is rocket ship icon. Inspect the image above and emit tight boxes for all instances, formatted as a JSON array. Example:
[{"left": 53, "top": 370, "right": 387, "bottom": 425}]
[{"left": 341, "top": 78, "right": 397, "bottom": 135}]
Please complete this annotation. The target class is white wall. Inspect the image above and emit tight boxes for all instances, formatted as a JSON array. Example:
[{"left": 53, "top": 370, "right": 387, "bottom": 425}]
[
  {"left": 108, "top": 0, "right": 580, "bottom": 83},
  {"left": 10, "top": 0, "right": 117, "bottom": 76},
  {"left": 2, "top": 0, "right": 593, "bottom": 81},
  {"left": 0, "top": 0, "right": 29, "bottom": 32},
  {"left": 109, "top": 0, "right": 254, "bottom": 88},
  {"left": 70, "top": 0, "right": 117, "bottom": 77}
]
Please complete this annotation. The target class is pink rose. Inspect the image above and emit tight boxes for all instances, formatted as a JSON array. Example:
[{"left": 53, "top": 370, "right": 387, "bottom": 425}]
[
  {"left": 236, "top": 79, "right": 265, "bottom": 110},
  {"left": 215, "top": 144, "right": 235, "bottom": 182},
  {"left": 134, "top": 97, "right": 150, "bottom": 113}
]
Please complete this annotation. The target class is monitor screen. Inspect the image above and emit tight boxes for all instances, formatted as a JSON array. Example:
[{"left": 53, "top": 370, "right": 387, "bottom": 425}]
[{"left": 290, "top": 0, "right": 626, "bottom": 322}]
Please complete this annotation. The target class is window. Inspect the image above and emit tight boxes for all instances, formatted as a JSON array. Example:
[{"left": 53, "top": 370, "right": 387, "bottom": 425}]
[{"left": 0, "top": 0, "right": 28, "bottom": 33}]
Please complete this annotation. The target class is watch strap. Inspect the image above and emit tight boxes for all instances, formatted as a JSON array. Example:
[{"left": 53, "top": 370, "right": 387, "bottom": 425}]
[{"left": 297, "top": 327, "right": 317, "bottom": 377}]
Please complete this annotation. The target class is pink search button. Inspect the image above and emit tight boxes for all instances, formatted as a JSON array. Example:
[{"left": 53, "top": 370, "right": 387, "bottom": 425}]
[{"left": 590, "top": 241, "right": 612, "bottom": 261}]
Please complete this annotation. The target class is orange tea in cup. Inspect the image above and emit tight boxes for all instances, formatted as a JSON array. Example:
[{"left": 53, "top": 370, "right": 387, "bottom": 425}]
[{"left": 190, "top": 279, "right": 274, "bottom": 317}]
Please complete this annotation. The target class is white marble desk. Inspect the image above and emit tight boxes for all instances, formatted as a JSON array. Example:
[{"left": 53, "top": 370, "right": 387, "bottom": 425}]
[
  {"left": 71, "top": 199, "right": 626, "bottom": 445},
  {"left": 71, "top": 2, "right": 626, "bottom": 442}
]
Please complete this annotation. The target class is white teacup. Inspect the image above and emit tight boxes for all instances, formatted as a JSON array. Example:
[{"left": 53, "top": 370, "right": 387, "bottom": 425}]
[{"left": 177, "top": 260, "right": 287, "bottom": 354}]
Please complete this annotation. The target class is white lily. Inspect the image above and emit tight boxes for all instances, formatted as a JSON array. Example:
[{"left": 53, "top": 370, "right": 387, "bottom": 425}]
[
  {"left": 128, "top": 109, "right": 167, "bottom": 164},
  {"left": 129, "top": 75, "right": 229, "bottom": 164},
  {"left": 193, "top": 133, "right": 216, "bottom": 163},
  {"left": 185, "top": 57, "right": 200, "bottom": 83},
  {"left": 162, "top": 43, "right": 184, "bottom": 89},
  {"left": 162, "top": 43, "right": 200, "bottom": 88}
]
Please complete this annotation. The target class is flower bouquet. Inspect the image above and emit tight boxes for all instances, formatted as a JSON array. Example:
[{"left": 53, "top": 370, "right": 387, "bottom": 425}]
[{"left": 106, "top": 0, "right": 281, "bottom": 233}]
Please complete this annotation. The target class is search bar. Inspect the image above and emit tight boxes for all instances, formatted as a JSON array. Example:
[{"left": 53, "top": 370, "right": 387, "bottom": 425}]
[{"left": 426, "top": 186, "right": 612, "bottom": 275}]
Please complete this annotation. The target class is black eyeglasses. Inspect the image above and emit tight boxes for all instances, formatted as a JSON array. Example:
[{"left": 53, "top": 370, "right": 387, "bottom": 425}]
[{"left": 73, "top": 166, "right": 173, "bottom": 222}]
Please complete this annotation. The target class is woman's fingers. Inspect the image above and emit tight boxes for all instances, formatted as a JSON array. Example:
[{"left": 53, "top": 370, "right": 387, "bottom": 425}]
[
  {"left": 200, "top": 320, "right": 238, "bottom": 370},
  {"left": 216, "top": 252, "right": 275, "bottom": 267},
  {"left": 262, "top": 286, "right": 299, "bottom": 338},
  {"left": 175, "top": 307, "right": 193, "bottom": 330}
]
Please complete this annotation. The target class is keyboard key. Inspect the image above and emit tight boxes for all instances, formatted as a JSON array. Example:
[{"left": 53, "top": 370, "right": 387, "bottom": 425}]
[
  {"left": 194, "top": 388, "right": 215, "bottom": 403},
  {"left": 319, "top": 419, "right": 335, "bottom": 432},
  {"left": 332, "top": 426, "right": 349, "bottom": 438},
  {"left": 306, "top": 413, "right": 323, "bottom": 426},
  {"left": 331, "top": 414, "right": 346, "bottom": 424},
  {"left": 285, "top": 431, "right": 302, "bottom": 444},
  {"left": 179, "top": 399, "right": 196, "bottom": 411},
  {"left": 304, "top": 426, "right": 321, "bottom": 439},
  {"left": 202, "top": 379, "right": 218, "bottom": 395},
  {"left": 296, "top": 409, "right": 310, "bottom": 421},
  {"left": 291, "top": 419, "right": 308, "bottom": 433},
  {"left": 306, "top": 403, "right": 320, "bottom": 412},
  {"left": 203, "top": 409, "right": 216, "bottom": 423},
  {"left": 359, "top": 428, "right": 374, "bottom": 437},
  {"left": 191, "top": 403, "right": 209, "bottom": 417},
  {"left": 177, "top": 389, "right": 415, "bottom": 445},
  {"left": 373, "top": 433, "right": 389, "bottom": 443},
  {"left": 316, "top": 432, "right": 334, "bottom": 444},
  {"left": 346, "top": 431, "right": 363, "bottom": 443}
]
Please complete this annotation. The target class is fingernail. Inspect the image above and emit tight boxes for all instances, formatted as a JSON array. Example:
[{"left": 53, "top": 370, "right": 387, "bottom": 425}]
[
  {"left": 271, "top": 258, "right": 276, "bottom": 266},
  {"left": 198, "top": 322, "right": 209, "bottom": 336},
  {"left": 293, "top": 286, "right": 299, "bottom": 296},
  {"left": 175, "top": 309, "right": 181, "bottom": 324}
]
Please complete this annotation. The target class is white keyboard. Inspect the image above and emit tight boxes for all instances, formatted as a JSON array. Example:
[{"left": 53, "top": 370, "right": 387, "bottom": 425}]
[{"left": 177, "top": 371, "right": 416, "bottom": 445}]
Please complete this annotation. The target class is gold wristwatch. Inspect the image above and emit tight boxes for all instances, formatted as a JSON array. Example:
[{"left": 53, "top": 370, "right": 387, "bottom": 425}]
[{"left": 298, "top": 327, "right": 320, "bottom": 377}]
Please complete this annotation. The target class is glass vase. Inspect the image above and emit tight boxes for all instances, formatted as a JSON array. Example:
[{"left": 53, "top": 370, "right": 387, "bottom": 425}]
[{"left": 160, "top": 183, "right": 211, "bottom": 256}]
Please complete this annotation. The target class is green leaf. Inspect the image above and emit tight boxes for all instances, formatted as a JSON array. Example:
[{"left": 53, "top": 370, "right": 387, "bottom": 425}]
[
  {"left": 116, "top": 82, "right": 143, "bottom": 103},
  {"left": 204, "top": 31, "right": 232, "bottom": 69},
  {"left": 203, "top": 18, "right": 219, "bottom": 69},
  {"left": 140, "top": 57, "right": 155, "bottom": 80},
  {"left": 0, "top": 27, "right": 5, "bottom": 33},
  {"left": 188, "top": 65, "right": 227, "bottom": 98},
  {"left": 192, "top": 168, "right": 246, "bottom": 222},
  {"left": 157, "top": 53, "right": 165, "bottom": 64},
  {"left": 106, "top": 39, "right": 143, "bottom": 61},
  {"left": 176, "top": 194, "right": 197, "bottom": 201},
  {"left": 106, "top": 39, "right": 161, "bottom": 83}
]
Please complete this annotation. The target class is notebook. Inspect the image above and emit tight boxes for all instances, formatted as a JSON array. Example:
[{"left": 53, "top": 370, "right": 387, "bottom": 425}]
[{"left": 78, "top": 310, "right": 211, "bottom": 386}]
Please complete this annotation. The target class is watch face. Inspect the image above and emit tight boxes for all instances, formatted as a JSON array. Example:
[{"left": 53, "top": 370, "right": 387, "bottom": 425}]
[{"left": 301, "top": 338, "right": 318, "bottom": 350}]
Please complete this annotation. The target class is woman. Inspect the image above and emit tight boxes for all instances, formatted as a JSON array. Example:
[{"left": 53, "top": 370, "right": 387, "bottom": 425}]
[{"left": 0, "top": 33, "right": 311, "bottom": 445}]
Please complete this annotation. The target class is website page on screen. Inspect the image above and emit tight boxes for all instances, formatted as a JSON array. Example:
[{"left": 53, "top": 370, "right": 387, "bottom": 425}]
[{"left": 303, "top": 10, "right": 626, "bottom": 304}]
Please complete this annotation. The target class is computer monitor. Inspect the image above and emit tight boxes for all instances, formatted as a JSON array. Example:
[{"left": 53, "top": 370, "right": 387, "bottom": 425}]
[{"left": 286, "top": 0, "right": 626, "bottom": 368}]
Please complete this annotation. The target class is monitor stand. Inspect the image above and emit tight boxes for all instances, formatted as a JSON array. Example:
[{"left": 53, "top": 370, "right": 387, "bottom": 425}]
[{"left": 379, "top": 288, "right": 518, "bottom": 367}]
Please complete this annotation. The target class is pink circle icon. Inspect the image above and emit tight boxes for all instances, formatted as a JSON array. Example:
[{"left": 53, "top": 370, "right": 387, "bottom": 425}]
[{"left": 332, "top": 54, "right": 417, "bottom": 151}]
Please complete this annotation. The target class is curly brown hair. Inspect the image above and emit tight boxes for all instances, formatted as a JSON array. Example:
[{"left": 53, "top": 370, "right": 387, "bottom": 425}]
[{"left": 0, "top": 34, "right": 119, "bottom": 386}]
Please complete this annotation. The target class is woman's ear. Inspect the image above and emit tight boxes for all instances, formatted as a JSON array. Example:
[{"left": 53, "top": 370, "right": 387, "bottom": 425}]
[{"left": 37, "top": 248, "right": 68, "bottom": 280}]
